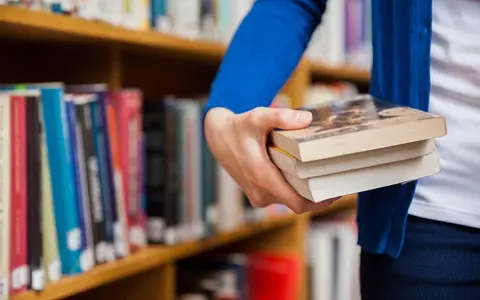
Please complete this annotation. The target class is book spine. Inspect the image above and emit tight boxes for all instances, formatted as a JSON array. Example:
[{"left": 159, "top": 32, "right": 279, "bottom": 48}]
[
  {"left": 200, "top": 101, "right": 216, "bottom": 237},
  {"left": 68, "top": 99, "right": 96, "bottom": 272},
  {"left": 39, "top": 102, "right": 62, "bottom": 284},
  {"left": 129, "top": 91, "right": 146, "bottom": 249},
  {"left": 76, "top": 103, "right": 107, "bottom": 264},
  {"left": 139, "top": 134, "right": 148, "bottom": 235},
  {"left": 76, "top": 100, "right": 109, "bottom": 265},
  {"left": 175, "top": 102, "right": 187, "bottom": 242},
  {"left": 111, "top": 90, "right": 145, "bottom": 252},
  {"left": 105, "top": 102, "right": 129, "bottom": 258},
  {"left": 26, "top": 96, "right": 44, "bottom": 291},
  {"left": 9, "top": 95, "right": 28, "bottom": 295},
  {"left": 143, "top": 101, "right": 166, "bottom": 244},
  {"left": 90, "top": 100, "right": 116, "bottom": 262},
  {"left": 0, "top": 95, "right": 11, "bottom": 300},
  {"left": 98, "top": 93, "right": 120, "bottom": 259},
  {"left": 41, "top": 88, "right": 83, "bottom": 275},
  {"left": 163, "top": 101, "right": 179, "bottom": 245},
  {"left": 65, "top": 99, "right": 93, "bottom": 273}
]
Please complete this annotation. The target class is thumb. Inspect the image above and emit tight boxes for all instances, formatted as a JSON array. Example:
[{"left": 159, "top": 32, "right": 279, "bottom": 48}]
[{"left": 248, "top": 107, "right": 313, "bottom": 132}]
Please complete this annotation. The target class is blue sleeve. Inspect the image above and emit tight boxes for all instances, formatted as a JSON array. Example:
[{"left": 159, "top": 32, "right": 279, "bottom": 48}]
[{"left": 205, "top": 0, "right": 327, "bottom": 115}]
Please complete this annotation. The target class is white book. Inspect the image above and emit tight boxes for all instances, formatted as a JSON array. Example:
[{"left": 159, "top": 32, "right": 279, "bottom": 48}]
[
  {"left": 269, "top": 139, "right": 434, "bottom": 179},
  {"left": 0, "top": 94, "right": 11, "bottom": 300},
  {"left": 283, "top": 148, "right": 441, "bottom": 203}
]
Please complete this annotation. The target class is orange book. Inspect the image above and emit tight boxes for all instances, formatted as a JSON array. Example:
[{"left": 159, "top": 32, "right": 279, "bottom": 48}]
[{"left": 106, "top": 104, "right": 129, "bottom": 257}]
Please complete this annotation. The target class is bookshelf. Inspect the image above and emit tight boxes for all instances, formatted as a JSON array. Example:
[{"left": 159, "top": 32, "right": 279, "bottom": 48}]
[{"left": 0, "top": 5, "right": 366, "bottom": 300}]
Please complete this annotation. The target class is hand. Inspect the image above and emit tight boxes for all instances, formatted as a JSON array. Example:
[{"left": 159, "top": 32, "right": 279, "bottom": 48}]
[{"left": 204, "top": 106, "right": 340, "bottom": 214}]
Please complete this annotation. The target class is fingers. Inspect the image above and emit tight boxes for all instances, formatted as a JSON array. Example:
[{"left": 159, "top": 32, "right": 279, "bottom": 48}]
[
  {"left": 256, "top": 159, "right": 342, "bottom": 214},
  {"left": 258, "top": 160, "right": 317, "bottom": 214},
  {"left": 246, "top": 107, "right": 313, "bottom": 132}
]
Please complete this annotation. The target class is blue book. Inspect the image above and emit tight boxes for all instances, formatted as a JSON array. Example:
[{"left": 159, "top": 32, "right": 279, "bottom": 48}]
[
  {"left": 90, "top": 99, "right": 117, "bottom": 262},
  {"left": 41, "top": 87, "right": 84, "bottom": 275},
  {"left": 65, "top": 96, "right": 94, "bottom": 272},
  {"left": 151, "top": 0, "right": 168, "bottom": 31}
]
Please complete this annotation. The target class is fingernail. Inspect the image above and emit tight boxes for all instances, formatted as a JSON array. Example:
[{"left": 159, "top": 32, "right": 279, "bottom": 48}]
[{"left": 295, "top": 111, "right": 312, "bottom": 124}]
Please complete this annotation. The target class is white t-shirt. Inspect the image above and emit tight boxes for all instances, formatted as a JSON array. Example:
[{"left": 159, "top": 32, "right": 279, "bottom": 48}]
[{"left": 409, "top": 0, "right": 480, "bottom": 228}]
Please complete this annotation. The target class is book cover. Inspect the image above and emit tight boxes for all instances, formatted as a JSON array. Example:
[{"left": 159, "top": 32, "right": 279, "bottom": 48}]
[{"left": 270, "top": 94, "right": 447, "bottom": 162}]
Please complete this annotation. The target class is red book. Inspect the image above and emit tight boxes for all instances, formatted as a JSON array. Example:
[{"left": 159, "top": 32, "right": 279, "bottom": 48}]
[
  {"left": 109, "top": 90, "right": 146, "bottom": 253},
  {"left": 247, "top": 252, "right": 302, "bottom": 300},
  {"left": 106, "top": 103, "right": 129, "bottom": 258},
  {"left": 9, "top": 95, "right": 28, "bottom": 295}
]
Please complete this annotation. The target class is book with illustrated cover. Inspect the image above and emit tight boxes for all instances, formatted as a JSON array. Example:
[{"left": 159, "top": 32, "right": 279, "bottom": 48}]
[{"left": 269, "top": 94, "right": 447, "bottom": 162}]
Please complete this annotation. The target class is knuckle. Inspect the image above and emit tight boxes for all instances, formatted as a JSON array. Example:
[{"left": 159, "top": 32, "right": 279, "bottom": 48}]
[{"left": 248, "top": 107, "right": 266, "bottom": 126}]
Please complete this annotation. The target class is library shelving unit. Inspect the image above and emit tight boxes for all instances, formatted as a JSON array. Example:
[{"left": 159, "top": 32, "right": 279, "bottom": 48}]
[{"left": 0, "top": 6, "right": 366, "bottom": 300}]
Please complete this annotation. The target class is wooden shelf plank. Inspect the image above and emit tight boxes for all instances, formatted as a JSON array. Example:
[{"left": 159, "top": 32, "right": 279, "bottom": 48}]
[
  {"left": 0, "top": 6, "right": 225, "bottom": 62},
  {"left": 12, "top": 195, "right": 356, "bottom": 300},
  {"left": 309, "top": 61, "right": 370, "bottom": 84},
  {"left": 1, "top": 6, "right": 369, "bottom": 82}
]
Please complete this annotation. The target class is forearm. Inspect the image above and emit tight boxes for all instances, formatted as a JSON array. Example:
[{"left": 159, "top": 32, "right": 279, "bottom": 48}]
[{"left": 205, "top": 0, "right": 326, "bottom": 115}]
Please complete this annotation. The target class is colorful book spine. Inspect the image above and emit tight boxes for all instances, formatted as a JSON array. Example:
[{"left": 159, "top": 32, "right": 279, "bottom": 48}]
[
  {"left": 109, "top": 90, "right": 146, "bottom": 252},
  {"left": 0, "top": 93, "right": 12, "bottom": 300},
  {"left": 39, "top": 101, "right": 62, "bottom": 284},
  {"left": 105, "top": 101, "right": 129, "bottom": 258},
  {"left": 90, "top": 99, "right": 116, "bottom": 262},
  {"left": 65, "top": 97, "right": 94, "bottom": 273},
  {"left": 26, "top": 94, "right": 44, "bottom": 291},
  {"left": 41, "top": 87, "right": 83, "bottom": 275},
  {"left": 9, "top": 94, "right": 28, "bottom": 295}
]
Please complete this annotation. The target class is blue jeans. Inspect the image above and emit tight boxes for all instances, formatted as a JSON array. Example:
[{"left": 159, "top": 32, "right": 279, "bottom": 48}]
[{"left": 360, "top": 215, "right": 480, "bottom": 300}]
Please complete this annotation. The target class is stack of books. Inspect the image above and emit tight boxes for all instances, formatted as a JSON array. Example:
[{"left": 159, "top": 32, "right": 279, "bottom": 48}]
[{"left": 268, "top": 94, "right": 447, "bottom": 203}]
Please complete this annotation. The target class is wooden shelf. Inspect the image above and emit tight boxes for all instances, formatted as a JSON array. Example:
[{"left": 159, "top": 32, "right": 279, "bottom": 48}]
[
  {"left": 309, "top": 61, "right": 370, "bottom": 84},
  {"left": 0, "top": 6, "right": 225, "bottom": 62},
  {"left": 0, "top": 6, "right": 362, "bottom": 300},
  {"left": 0, "top": 6, "right": 371, "bottom": 82},
  {"left": 12, "top": 196, "right": 356, "bottom": 300}
]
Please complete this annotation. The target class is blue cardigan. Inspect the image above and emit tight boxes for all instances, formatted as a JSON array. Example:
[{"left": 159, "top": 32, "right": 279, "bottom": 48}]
[{"left": 205, "top": 0, "right": 432, "bottom": 259}]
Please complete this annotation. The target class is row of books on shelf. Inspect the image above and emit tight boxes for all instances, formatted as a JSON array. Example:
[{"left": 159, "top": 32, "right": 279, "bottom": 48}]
[
  {"left": 306, "top": 0, "right": 372, "bottom": 70},
  {"left": 173, "top": 214, "right": 360, "bottom": 300},
  {"left": 176, "top": 251, "right": 302, "bottom": 300},
  {"left": 0, "top": 82, "right": 287, "bottom": 299},
  {"left": 307, "top": 213, "right": 360, "bottom": 300},
  {"left": 0, "top": 0, "right": 253, "bottom": 44}
]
